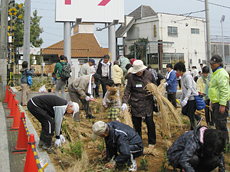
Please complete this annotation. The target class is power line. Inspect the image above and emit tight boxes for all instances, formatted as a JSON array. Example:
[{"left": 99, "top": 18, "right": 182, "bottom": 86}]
[{"left": 196, "top": 0, "right": 230, "bottom": 9}]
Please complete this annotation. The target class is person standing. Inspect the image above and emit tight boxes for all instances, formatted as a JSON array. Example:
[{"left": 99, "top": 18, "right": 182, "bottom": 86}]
[
  {"left": 112, "top": 61, "right": 123, "bottom": 87},
  {"left": 92, "top": 121, "right": 143, "bottom": 171},
  {"left": 163, "top": 63, "right": 177, "bottom": 109},
  {"left": 78, "top": 59, "right": 95, "bottom": 77},
  {"left": 121, "top": 60, "right": 157, "bottom": 148},
  {"left": 96, "top": 55, "right": 113, "bottom": 98},
  {"left": 196, "top": 66, "right": 214, "bottom": 128},
  {"left": 27, "top": 95, "right": 79, "bottom": 153},
  {"left": 128, "top": 56, "right": 136, "bottom": 66},
  {"left": 174, "top": 62, "right": 202, "bottom": 130},
  {"left": 53, "top": 55, "right": 68, "bottom": 99},
  {"left": 208, "top": 55, "right": 230, "bottom": 145},
  {"left": 20, "top": 61, "right": 34, "bottom": 106},
  {"left": 68, "top": 74, "right": 101, "bottom": 120},
  {"left": 117, "top": 55, "right": 130, "bottom": 82}
]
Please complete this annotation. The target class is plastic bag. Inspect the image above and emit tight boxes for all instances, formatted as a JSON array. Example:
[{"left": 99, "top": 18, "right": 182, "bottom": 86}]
[{"left": 39, "top": 85, "right": 47, "bottom": 93}]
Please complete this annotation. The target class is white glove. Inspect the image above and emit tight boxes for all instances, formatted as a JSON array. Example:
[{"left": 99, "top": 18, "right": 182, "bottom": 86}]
[
  {"left": 103, "top": 101, "right": 107, "bottom": 108},
  {"left": 121, "top": 103, "right": 128, "bottom": 111},
  {"left": 85, "top": 96, "right": 90, "bottom": 101},
  {"left": 106, "top": 99, "right": 110, "bottom": 103},
  {"left": 54, "top": 139, "right": 61, "bottom": 147},
  {"left": 181, "top": 99, "right": 188, "bottom": 107},
  {"left": 90, "top": 95, "right": 94, "bottom": 99},
  {"left": 60, "top": 135, "right": 66, "bottom": 143},
  {"left": 163, "top": 83, "right": 167, "bottom": 87}
]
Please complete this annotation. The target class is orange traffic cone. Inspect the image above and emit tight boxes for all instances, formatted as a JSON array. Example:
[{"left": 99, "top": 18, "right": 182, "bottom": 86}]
[
  {"left": 3, "top": 85, "right": 9, "bottom": 103},
  {"left": 6, "top": 92, "right": 15, "bottom": 110},
  {"left": 11, "top": 112, "right": 28, "bottom": 154},
  {"left": 10, "top": 101, "right": 21, "bottom": 131},
  {"left": 7, "top": 100, "right": 18, "bottom": 119},
  {"left": 24, "top": 134, "right": 41, "bottom": 172}
]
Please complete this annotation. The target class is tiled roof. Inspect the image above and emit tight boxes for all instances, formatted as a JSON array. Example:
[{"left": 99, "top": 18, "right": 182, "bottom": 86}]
[
  {"left": 42, "top": 33, "right": 107, "bottom": 58},
  {"left": 128, "top": 5, "right": 157, "bottom": 20}
]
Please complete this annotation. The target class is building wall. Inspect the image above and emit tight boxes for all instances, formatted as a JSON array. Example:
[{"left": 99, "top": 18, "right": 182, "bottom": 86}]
[{"left": 124, "top": 13, "right": 206, "bottom": 71}]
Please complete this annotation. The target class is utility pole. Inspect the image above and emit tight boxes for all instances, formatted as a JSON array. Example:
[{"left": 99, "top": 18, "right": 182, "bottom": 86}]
[
  {"left": 23, "top": 0, "right": 31, "bottom": 67},
  {"left": 220, "top": 15, "right": 225, "bottom": 68},
  {"left": 205, "top": 0, "right": 211, "bottom": 68},
  {"left": 0, "top": 0, "right": 8, "bottom": 100}
]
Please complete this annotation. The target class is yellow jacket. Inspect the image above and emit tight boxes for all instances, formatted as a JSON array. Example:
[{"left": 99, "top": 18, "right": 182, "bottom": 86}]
[
  {"left": 112, "top": 65, "right": 123, "bottom": 84},
  {"left": 196, "top": 77, "right": 206, "bottom": 94}
]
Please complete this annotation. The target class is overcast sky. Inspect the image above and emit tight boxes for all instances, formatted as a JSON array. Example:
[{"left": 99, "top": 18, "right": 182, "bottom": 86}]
[{"left": 16, "top": 0, "right": 230, "bottom": 49}]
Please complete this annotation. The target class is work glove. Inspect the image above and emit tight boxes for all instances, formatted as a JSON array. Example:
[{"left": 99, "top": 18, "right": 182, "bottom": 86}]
[
  {"left": 103, "top": 101, "right": 107, "bottom": 108},
  {"left": 121, "top": 103, "right": 128, "bottom": 111},
  {"left": 85, "top": 96, "right": 90, "bottom": 101},
  {"left": 181, "top": 99, "right": 188, "bottom": 107},
  {"left": 106, "top": 99, "right": 111, "bottom": 103},
  {"left": 163, "top": 83, "right": 168, "bottom": 87},
  {"left": 90, "top": 95, "right": 94, "bottom": 99},
  {"left": 54, "top": 139, "right": 61, "bottom": 148},
  {"left": 60, "top": 135, "right": 66, "bottom": 143}
]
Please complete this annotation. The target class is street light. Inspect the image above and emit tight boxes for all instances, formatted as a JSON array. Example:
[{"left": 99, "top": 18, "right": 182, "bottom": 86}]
[{"left": 220, "top": 15, "right": 225, "bottom": 68}]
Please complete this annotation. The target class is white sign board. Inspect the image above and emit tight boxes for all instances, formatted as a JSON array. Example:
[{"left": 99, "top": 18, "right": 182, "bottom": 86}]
[
  {"left": 55, "top": 0, "right": 124, "bottom": 23},
  {"left": 18, "top": 47, "right": 40, "bottom": 55}
]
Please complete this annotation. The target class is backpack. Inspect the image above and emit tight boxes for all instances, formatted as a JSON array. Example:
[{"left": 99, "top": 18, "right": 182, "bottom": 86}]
[
  {"left": 59, "top": 62, "right": 71, "bottom": 81},
  {"left": 26, "top": 70, "right": 33, "bottom": 86}
]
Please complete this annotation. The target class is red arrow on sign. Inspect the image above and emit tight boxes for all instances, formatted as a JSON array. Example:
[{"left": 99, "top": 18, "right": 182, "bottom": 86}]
[
  {"left": 65, "top": 0, "right": 71, "bottom": 5},
  {"left": 98, "top": 0, "right": 111, "bottom": 6}
]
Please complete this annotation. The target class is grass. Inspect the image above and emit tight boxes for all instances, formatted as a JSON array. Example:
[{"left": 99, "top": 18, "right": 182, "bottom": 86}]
[
  {"left": 159, "top": 147, "right": 168, "bottom": 172},
  {"left": 97, "top": 138, "right": 105, "bottom": 153},
  {"left": 66, "top": 140, "right": 83, "bottom": 159},
  {"left": 140, "top": 156, "right": 148, "bottom": 171}
]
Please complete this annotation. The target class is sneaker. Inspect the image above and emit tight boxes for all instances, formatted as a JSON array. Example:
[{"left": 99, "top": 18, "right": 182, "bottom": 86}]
[
  {"left": 86, "top": 114, "right": 95, "bottom": 119},
  {"left": 38, "top": 140, "right": 44, "bottom": 148},
  {"left": 148, "top": 144, "right": 155, "bottom": 149},
  {"left": 42, "top": 144, "right": 53, "bottom": 154},
  {"left": 197, "top": 117, "right": 203, "bottom": 126},
  {"left": 128, "top": 159, "right": 137, "bottom": 171}
]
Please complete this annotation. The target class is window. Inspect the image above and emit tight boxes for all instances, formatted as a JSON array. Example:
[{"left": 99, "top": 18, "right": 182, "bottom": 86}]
[
  {"left": 191, "top": 28, "right": 199, "bottom": 34},
  {"left": 168, "top": 26, "right": 178, "bottom": 37}
]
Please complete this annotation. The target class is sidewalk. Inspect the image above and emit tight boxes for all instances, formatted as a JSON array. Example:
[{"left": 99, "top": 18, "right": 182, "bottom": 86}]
[{"left": 0, "top": 102, "right": 56, "bottom": 172}]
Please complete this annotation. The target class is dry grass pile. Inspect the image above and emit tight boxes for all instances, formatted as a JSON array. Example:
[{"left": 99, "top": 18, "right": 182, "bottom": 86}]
[
  {"left": 145, "top": 82, "right": 183, "bottom": 138},
  {"left": 119, "top": 109, "right": 133, "bottom": 128}
]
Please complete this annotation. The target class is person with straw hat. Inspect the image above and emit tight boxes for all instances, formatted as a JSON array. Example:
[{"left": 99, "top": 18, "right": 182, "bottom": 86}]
[{"left": 121, "top": 60, "right": 157, "bottom": 149}]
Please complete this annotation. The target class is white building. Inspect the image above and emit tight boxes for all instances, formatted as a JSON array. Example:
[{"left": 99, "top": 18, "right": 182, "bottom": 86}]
[{"left": 116, "top": 5, "right": 206, "bottom": 73}]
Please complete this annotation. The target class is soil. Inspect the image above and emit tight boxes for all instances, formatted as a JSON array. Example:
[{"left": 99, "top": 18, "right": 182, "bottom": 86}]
[
  {"left": 17, "top": 81, "right": 229, "bottom": 172},
  {"left": 24, "top": 97, "right": 230, "bottom": 172}
]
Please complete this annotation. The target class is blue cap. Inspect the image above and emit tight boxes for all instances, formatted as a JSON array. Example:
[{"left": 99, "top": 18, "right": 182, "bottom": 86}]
[{"left": 89, "top": 59, "right": 95, "bottom": 65}]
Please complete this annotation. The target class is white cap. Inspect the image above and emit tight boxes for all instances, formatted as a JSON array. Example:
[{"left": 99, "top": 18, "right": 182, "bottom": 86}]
[
  {"left": 92, "top": 121, "right": 107, "bottom": 139},
  {"left": 70, "top": 102, "right": 79, "bottom": 118}
]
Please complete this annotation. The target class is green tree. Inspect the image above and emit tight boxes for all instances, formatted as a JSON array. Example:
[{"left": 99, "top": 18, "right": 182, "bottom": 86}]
[
  {"left": 14, "top": 3, "right": 43, "bottom": 48},
  {"left": 129, "top": 38, "right": 149, "bottom": 64}
]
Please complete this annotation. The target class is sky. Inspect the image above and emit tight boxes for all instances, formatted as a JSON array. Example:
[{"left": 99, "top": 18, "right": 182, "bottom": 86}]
[{"left": 16, "top": 0, "right": 230, "bottom": 49}]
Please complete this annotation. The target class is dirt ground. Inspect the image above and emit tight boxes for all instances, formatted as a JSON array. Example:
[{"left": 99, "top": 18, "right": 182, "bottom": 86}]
[{"left": 24, "top": 96, "right": 230, "bottom": 172}]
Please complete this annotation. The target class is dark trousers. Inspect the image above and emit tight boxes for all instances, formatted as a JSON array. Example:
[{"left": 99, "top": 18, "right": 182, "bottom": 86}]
[
  {"left": 167, "top": 92, "right": 177, "bottom": 109},
  {"left": 205, "top": 99, "right": 214, "bottom": 126},
  {"left": 177, "top": 154, "right": 224, "bottom": 172},
  {"left": 95, "top": 77, "right": 108, "bottom": 98},
  {"left": 106, "top": 142, "right": 143, "bottom": 166},
  {"left": 213, "top": 101, "right": 229, "bottom": 143},
  {"left": 177, "top": 79, "right": 181, "bottom": 89},
  {"left": 68, "top": 84, "right": 92, "bottom": 120},
  {"left": 182, "top": 100, "right": 201, "bottom": 130},
  {"left": 27, "top": 100, "right": 54, "bottom": 146},
  {"left": 132, "top": 115, "right": 156, "bottom": 145}
]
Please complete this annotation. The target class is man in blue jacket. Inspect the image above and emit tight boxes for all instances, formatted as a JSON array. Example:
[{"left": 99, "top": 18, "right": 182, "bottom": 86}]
[
  {"left": 92, "top": 121, "right": 143, "bottom": 171},
  {"left": 164, "top": 63, "right": 177, "bottom": 108}
]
